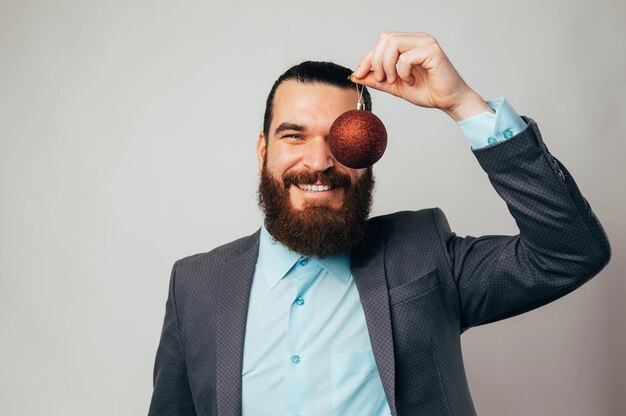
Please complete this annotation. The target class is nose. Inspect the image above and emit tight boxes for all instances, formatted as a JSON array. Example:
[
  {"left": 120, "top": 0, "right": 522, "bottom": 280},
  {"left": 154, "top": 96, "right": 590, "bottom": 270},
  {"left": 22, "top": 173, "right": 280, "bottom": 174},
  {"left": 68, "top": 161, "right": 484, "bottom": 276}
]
[{"left": 303, "top": 137, "right": 335, "bottom": 172}]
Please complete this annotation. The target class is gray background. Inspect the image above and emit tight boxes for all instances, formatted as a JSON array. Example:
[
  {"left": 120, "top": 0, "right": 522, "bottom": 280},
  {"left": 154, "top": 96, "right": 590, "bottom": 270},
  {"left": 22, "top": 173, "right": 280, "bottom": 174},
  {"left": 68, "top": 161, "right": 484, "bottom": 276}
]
[{"left": 1, "top": 0, "right": 624, "bottom": 415}]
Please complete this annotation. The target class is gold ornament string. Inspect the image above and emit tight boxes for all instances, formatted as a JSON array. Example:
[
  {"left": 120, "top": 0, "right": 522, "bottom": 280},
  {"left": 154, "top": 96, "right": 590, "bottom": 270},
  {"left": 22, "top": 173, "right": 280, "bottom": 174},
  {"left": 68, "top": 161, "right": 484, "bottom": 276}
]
[
  {"left": 349, "top": 73, "right": 365, "bottom": 110},
  {"left": 356, "top": 83, "right": 364, "bottom": 110}
]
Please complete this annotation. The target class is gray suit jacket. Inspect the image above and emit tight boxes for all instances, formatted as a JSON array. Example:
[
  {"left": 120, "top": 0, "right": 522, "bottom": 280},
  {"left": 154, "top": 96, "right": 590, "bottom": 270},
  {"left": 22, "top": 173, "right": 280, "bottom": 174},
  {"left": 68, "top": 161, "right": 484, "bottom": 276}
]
[{"left": 149, "top": 119, "right": 611, "bottom": 416}]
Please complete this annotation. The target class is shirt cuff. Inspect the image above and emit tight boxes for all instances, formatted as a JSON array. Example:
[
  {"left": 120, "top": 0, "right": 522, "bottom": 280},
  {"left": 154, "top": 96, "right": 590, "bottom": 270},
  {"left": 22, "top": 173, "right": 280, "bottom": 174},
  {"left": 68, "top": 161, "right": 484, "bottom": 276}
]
[{"left": 457, "top": 97, "right": 527, "bottom": 149}]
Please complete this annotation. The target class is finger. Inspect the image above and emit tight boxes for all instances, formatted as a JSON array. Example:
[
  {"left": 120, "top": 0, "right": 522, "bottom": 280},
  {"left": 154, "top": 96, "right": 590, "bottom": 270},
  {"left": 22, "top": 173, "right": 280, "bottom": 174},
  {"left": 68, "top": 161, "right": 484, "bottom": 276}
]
[
  {"left": 369, "top": 34, "right": 390, "bottom": 82},
  {"left": 396, "top": 46, "right": 437, "bottom": 76},
  {"left": 395, "top": 59, "right": 415, "bottom": 86},
  {"left": 391, "top": 34, "right": 441, "bottom": 70},
  {"left": 375, "top": 32, "right": 440, "bottom": 83},
  {"left": 382, "top": 40, "right": 400, "bottom": 84},
  {"left": 354, "top": 50, "right": 373, "bottom": 79},
  {"left": 356, "top": 32, "right": 439, "bottom": 81}
]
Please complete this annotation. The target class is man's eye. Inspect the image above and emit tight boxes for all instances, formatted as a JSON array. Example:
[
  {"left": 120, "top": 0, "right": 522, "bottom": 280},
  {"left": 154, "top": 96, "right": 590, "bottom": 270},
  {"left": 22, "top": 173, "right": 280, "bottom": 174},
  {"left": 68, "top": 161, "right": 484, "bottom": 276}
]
[{"left": 284, "top": 134, "right": 304, "bottom": 140}]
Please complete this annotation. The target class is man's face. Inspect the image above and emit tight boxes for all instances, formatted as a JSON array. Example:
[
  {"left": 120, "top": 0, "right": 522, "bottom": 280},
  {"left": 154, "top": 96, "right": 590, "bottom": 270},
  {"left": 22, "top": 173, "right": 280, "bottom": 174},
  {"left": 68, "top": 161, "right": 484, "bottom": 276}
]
[
  {"left": 257, "top": 80, "right": 366, "bottom": 210},
  {"left": 256, "top": 80, "right": 374, "bottom": 257}
]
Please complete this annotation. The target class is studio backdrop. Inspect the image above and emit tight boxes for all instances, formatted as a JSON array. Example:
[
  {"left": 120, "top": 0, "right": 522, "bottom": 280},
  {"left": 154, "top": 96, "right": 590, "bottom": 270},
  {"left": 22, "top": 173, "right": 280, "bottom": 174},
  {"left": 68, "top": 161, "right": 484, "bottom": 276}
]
[{"left": 1, "top": 0, "right": 624, "bottom": 415}]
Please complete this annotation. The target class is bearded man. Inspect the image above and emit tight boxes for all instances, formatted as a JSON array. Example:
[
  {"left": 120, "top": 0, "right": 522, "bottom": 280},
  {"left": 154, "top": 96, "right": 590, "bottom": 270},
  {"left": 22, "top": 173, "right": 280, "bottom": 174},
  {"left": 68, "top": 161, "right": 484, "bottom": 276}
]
[{"left": 149, "top": 32, "right": 611, "bottom": 416}]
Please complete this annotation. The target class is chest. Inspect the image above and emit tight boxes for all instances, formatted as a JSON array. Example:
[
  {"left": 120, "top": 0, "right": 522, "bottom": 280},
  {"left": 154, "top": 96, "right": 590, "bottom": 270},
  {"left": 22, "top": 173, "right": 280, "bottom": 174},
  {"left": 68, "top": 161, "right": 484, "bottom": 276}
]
[{"left": 240, "top": 261, "right": 390, "bottom": 415}]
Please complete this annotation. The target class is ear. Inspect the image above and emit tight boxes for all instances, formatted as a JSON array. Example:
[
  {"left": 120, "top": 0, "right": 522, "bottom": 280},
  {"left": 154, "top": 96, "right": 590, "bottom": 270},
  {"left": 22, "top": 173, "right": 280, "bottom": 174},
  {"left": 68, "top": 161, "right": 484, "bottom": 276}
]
[{"left": 256, "top": 131, "right": 267, "bottom": 174}]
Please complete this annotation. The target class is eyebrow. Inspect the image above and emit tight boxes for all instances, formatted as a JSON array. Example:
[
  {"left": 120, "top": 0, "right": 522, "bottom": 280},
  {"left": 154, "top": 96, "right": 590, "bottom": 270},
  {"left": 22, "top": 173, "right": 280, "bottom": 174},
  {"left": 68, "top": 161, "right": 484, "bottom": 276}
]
[{"left": 274, "top": 123, "right": 306, "bottom": 136}]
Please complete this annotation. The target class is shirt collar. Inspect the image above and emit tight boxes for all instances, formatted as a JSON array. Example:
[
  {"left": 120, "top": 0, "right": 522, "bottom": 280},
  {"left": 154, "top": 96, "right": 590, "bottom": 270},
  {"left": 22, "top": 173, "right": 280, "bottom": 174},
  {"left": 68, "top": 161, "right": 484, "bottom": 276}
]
[{"left": 258, "top": 226, "right": 352, "bottom": 289}]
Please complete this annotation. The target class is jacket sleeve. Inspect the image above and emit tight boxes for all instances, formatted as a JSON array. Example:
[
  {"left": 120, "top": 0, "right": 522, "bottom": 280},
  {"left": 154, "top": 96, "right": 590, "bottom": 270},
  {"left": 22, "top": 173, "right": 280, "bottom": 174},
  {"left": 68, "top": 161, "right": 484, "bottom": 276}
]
[
  {"left": 439, "top": 117, "right": 611, "bottom": 331},
  {"left": 148, "top": 261, "right": 197, "bottom": 415}
]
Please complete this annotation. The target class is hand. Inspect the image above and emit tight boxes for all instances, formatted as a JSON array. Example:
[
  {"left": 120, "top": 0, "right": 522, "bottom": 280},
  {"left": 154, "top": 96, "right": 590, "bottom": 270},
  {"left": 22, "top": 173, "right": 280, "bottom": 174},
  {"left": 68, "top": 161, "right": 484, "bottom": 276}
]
[{"left": 352, "top": 32, "right": 492, "bottom": 121}]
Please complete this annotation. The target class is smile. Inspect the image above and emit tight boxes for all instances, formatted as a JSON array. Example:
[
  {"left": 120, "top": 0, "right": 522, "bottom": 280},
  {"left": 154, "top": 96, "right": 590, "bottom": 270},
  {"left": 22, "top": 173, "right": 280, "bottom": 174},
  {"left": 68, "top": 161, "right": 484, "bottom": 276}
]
[{"left": 297, "top": 184, "right": 332, "bottom": 192}]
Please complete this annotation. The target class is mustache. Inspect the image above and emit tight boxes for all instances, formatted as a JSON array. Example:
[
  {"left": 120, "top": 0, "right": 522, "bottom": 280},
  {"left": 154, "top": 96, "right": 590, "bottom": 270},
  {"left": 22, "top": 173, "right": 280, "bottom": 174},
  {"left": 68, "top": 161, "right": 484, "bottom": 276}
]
[{"left": 283, "top": 169, "right": 352, "bottom": 189}]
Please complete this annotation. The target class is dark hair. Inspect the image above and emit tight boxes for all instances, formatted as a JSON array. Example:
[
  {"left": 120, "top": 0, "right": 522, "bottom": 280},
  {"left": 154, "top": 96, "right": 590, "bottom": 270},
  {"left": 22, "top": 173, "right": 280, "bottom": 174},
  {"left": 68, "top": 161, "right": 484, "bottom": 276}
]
[{"left": 262, "top": 61, "right": 372, "bottom": 139}]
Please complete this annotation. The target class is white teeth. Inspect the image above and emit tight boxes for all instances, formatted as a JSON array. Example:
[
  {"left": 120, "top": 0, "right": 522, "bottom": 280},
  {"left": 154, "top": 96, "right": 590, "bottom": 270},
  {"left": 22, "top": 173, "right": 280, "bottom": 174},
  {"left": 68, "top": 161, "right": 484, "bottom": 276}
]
[{"left": 298, "top": 184, "right": 331, "bottom": 192}]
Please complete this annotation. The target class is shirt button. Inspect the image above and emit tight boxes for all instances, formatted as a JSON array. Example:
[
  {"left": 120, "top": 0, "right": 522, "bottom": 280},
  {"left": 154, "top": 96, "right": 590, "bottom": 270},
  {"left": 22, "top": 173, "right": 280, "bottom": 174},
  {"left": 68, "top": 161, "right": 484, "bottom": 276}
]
[
  {"left": 291, "top": 355, "right": 301, "bottom": 364},
  {"left": 295, "top": 297, "right": 305, "bottom": 306},
  {"left": 487, "top": 136, "right": 497, "bottom": 145},
  {"left": 299, "top": 258, "right": 308, "bottom": 266},
  {"left": 503, "top": 129, "right": 513, "bottom": 139}
]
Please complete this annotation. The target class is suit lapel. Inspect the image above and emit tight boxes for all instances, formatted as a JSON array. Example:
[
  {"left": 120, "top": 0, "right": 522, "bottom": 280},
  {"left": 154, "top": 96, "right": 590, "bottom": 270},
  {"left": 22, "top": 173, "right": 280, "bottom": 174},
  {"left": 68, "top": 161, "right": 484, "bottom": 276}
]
[
  {"left": 351, "top": 237, "right": 397, "bottom": 415},
  {"left": 215, "top": 230, "right": 260, "bottom": 415}
]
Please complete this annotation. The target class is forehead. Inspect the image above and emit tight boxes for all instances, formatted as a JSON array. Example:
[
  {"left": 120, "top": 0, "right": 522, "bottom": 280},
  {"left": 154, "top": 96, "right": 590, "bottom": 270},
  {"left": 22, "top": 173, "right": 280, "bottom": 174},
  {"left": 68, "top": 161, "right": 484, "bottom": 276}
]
[{"left": 270, "top": 80, "right": 358, "bottom": 131}]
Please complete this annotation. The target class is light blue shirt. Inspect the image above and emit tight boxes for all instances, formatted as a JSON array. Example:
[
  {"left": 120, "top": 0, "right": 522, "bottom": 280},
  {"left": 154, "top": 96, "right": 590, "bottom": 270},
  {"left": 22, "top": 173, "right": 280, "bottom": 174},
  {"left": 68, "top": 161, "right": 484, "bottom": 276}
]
[
  {"left": 242, "top": 227, "right": 391, "bottom": 415},
  {"left": 241, "top": 99, "right": 525, "bottom": 415},
  {"left": 458, "top": 97, "right": 527, "bottom": 148}
]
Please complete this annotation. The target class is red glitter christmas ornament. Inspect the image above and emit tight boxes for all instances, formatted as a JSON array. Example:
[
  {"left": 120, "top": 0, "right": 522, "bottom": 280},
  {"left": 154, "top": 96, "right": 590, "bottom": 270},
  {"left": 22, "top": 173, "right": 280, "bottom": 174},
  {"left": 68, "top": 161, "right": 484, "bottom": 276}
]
[{"left": 328, "top": 109, "right": 387, "bottom": 169}]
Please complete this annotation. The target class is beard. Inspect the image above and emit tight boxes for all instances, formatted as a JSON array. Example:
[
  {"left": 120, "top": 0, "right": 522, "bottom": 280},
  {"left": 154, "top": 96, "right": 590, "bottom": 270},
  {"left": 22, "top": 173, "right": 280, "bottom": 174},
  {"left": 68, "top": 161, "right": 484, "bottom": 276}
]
[{"left": 257, "top": 160, "right": 374, "bottom": 258}]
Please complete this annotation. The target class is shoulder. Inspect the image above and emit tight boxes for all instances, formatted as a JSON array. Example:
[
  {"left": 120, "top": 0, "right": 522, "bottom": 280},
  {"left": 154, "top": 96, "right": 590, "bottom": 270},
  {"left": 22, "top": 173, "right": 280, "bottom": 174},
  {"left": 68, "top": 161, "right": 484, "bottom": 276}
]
[
  {"left": 360, "top": 209, "right": 457, "bottom": 288},
  {"left": 172, "top": 229, "right": 261, "bottom": 277},
  {"left": 364, "top": 208, "right": 455, "bottom": 265},
  {"left": 366, "top": 208, "right": 452, "bottom": 239}
]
